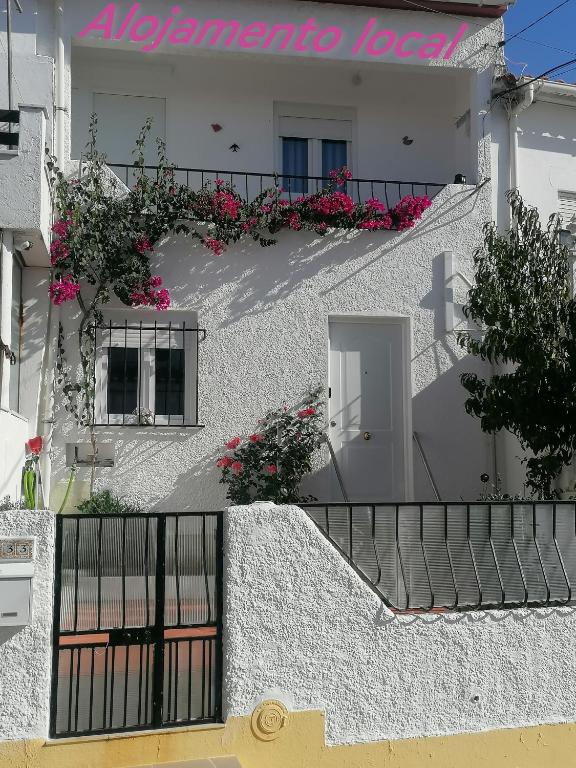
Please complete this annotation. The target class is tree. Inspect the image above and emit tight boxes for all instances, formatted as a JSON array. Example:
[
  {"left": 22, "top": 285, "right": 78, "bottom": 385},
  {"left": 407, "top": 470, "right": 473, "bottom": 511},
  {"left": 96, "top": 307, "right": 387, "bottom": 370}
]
[{"left": 458, "top": 189, "right": 576, "bottom": 499}]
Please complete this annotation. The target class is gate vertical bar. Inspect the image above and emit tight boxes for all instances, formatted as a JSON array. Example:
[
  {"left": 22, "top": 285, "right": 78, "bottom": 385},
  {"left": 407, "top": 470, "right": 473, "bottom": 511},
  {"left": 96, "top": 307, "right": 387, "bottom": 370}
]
[
  {"left": 152, "top": 514, "right": 166, "bottom": 728},
  {"left": 49, "top": 515, "right": 64, "bottom": 738},
  {"left": 214, "top": 512, "right": 224, "bottom": 720}
]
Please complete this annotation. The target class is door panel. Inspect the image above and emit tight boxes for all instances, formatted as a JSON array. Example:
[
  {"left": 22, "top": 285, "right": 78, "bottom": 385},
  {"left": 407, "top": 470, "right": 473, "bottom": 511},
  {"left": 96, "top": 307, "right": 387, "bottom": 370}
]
[{"left": 329, "top": 319, "right": 410, "bottom": 502}]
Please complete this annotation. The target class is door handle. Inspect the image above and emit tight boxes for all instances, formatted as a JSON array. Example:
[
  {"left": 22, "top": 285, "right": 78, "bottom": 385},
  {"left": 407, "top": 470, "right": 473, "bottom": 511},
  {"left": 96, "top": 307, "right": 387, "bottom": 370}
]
[
  {"left": 330, "top": 420, "right": 337, "bottom": 427},
  {"left": 363, "top": 431, "right": 372, "bottom": 441}
]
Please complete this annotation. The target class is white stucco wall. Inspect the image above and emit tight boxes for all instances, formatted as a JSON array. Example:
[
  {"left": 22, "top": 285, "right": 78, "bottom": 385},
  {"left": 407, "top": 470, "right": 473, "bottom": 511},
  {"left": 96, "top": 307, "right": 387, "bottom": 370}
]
[
  {"left": 52, "top": 181, "right": 494, "bottom": 510},
  {"left": 225, "top": 502, "right": 576, "bottom": 745},
  {"left": 0, "top": 509, "right": 55, "bottom": 741}
]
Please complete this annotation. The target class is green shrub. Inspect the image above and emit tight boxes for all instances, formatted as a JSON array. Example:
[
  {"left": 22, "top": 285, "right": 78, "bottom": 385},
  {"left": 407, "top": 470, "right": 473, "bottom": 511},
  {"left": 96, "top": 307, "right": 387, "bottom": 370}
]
[{"left": 76, "top": 490, "right": 142, "bottom": 515}]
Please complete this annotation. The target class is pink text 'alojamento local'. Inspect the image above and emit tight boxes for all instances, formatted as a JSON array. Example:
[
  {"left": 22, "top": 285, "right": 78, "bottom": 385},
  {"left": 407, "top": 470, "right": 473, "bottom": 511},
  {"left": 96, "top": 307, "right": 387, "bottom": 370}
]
[{"left": 79, "top": 4, "right": 469, "bottom": 61}]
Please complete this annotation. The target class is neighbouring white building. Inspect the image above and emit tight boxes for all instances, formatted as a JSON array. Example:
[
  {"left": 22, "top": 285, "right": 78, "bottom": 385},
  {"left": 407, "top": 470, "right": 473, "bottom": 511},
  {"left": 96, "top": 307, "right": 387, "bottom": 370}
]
[{"left": 1, "top": 0, "right": 572, "bottom": 509}]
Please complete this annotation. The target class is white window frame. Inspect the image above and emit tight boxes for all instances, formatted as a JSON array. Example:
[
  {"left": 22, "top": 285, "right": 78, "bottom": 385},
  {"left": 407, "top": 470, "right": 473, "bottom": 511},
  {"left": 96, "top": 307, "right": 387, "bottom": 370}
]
[
  {"left": 274, "top": 102, "right": 356, "bottom": 182},
  {"left": 94, "top": 309, "right": 198, "bottom": 427}
]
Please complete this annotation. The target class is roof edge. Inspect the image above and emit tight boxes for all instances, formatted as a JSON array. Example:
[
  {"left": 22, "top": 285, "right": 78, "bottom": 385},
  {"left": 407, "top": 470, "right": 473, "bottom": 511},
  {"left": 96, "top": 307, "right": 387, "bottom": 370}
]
[{"left": 294, "top": 0, "right": 511, "bottom": 18}]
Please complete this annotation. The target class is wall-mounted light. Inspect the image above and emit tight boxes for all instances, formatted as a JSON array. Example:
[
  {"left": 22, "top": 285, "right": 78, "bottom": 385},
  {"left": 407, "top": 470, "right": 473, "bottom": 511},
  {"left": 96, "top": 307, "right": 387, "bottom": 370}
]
[{"left": 454, "top": 173, "right": 467, "bottom": 185}]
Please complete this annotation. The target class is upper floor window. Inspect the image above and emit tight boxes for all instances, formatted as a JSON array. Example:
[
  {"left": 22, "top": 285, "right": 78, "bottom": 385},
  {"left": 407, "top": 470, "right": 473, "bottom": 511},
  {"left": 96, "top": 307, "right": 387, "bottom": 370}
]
[
  {"left": 276, "top": 103, "right": 354, "bottom": 195},
  {"left": 94, "top": 310, "right": 201, "bottom": 427}
]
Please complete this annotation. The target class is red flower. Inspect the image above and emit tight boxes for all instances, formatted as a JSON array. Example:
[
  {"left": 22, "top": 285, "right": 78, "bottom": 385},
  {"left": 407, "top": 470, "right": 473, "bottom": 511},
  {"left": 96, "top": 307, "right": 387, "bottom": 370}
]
[
  {"left": 265, "top": 464, "right": 277, "bottom": 475},
  {"left": 249, "top": 434, "right": 264, "bottom": 443},
  {"left": 135, "top": 236, "right": 152, "bottom": 254},
  {"left": 231, "top": 461, "right": 243, "bottom": 475},
  {"left": 216, "top": 456, "right": 233, "bottom": 469},
  {"left": 297, "top": 407, "right": 316, "bottom": 419},
  {"left": 27, "top": 436, "right": 43, "bottom": 455},
  {"left": 225, "top": 437, "right": 241, "bottom": 450}
]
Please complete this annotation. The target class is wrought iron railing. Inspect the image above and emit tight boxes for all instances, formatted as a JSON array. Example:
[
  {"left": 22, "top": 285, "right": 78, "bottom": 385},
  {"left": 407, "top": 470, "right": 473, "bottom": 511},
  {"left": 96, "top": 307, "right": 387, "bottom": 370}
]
[
  {"left": 108, "top": 164, "right": 446, "bottom": 208},
  {"left": 304, "top": 502, "right": 576, "bottom": 612},
  {"left": 50, "top": 512, "right": 223, "bottom": 737},
  {"left": 91, "top": 321, "right": 205, "bottom": 428}
]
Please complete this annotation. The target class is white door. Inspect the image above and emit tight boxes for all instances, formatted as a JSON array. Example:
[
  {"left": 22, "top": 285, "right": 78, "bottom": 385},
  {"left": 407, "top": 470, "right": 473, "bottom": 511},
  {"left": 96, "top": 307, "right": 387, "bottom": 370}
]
[{"left": 328, "top": 318, "right": 411, "bottom": 502}]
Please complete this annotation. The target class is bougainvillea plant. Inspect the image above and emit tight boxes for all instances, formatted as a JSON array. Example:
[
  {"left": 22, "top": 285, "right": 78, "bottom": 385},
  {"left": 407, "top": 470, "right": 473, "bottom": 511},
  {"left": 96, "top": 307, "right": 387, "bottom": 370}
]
[{"left": 217, "top": 388, "right": 325, "bottom": 504}]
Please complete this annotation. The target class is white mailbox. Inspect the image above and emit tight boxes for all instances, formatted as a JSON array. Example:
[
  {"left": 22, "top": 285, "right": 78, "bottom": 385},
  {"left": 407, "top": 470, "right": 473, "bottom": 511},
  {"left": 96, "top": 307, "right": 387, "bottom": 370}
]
[{"left": 0, "top": 538, "right": 35, "bottom": 627}]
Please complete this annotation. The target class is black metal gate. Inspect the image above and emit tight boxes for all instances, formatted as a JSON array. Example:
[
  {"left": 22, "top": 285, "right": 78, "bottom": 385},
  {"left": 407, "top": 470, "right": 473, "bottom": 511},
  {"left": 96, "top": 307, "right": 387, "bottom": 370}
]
[{"left": 50, "top": 512, "right": 223, "bottom": 738}]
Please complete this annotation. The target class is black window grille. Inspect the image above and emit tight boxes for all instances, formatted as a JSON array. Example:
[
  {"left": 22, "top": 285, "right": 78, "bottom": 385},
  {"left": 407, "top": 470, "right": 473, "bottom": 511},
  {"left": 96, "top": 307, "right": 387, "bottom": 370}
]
[
  {"left": 93, "top": 321, "right": 205, "bottom": 427},
  {"left": 304, "top": 502, "right": 576, "bottom": 612},
  {"left": 0, "top": 109, "right": 20, "bottom": 150}
]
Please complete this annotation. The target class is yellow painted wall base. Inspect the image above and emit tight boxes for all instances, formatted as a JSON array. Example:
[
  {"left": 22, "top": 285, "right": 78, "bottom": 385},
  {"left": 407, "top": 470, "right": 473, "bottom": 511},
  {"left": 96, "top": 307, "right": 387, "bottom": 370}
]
[{"left": 2, "top": 714, "right": 576, "bottom": 768}]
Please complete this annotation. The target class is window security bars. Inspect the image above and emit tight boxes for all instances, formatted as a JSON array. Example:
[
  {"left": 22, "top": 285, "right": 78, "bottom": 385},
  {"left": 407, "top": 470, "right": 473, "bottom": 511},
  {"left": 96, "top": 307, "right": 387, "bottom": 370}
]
[
  {"left": 304, "top": 503, "right": 576, "bottom": 612},
  {"left": 108, "top": 164, "right": 446, "bottom": 210},
  {"left": 93, "top": 322, "right": 205, "bottom": 427},
  {"left": 50, "top": 512, "right": 223, "bottom": 737},
  {"left": 0, "top": 109, "right": 19, "bottom": 150}
]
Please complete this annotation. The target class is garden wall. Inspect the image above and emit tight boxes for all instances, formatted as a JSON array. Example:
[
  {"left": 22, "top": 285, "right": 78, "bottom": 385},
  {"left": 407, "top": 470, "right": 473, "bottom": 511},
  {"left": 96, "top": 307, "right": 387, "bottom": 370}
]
[{"left": 224, "top": 502, "right": 576, "bottom": 745}]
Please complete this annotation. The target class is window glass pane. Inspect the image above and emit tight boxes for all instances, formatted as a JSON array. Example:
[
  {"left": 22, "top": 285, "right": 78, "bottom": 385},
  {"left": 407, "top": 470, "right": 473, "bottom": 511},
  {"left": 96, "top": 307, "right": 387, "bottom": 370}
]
[
  {"left": 9, "top": 257, "right": 22, "bottom": 412},
  {"left": 155, "top": 349, "right": 185, "bottom": 417},
  {"left": 322, "top": 140, "right": 348, "bottom": 190},
  {"left": 107, "top": 347, "right": 139, "bottom": 414},
  {"left": 282, "top": 137, "right": 308, "bottom": 194}
]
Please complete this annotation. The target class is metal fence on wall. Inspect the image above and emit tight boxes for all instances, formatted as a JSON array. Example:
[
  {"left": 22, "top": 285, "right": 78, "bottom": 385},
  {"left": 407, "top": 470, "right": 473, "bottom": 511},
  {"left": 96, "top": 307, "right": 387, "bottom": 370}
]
[
  {"left": 50, "top": 512, "right": 223, "bottom": 737},
  {"left": 304, "top": 502, "right": 576, "bottom": 612}
]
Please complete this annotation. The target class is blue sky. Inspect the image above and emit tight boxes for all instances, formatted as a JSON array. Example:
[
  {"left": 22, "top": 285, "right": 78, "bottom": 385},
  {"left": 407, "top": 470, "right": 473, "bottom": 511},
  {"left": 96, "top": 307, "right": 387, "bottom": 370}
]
[{"left": 503, "top": 0, "right": 576, "bottom": 79}]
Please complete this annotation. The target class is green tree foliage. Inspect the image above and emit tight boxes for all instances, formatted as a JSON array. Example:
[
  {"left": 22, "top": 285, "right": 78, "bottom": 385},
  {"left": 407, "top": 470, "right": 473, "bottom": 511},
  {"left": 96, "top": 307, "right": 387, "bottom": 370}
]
[{"left": 459, "top": 189, "right": 575, "bottom": 498}]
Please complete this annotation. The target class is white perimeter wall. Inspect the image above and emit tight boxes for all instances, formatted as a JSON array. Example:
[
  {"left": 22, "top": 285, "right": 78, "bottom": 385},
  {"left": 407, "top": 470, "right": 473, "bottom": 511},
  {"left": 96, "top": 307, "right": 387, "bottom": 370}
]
[
  {"left": 0, "top": 509, "right": 55, "bottom": 741},
  {"left": 225, "top": 502, "right": 576, "bottom": 745}
]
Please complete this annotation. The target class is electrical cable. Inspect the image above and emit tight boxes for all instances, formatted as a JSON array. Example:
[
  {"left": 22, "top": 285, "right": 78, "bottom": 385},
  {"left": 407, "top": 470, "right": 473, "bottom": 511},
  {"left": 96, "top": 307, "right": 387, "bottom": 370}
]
[
  {"left": 493, "top": 56, "right": 576, "bottom": 102},
  {"left": 500, "top": 0, "right": 574, "bottom": 47}
]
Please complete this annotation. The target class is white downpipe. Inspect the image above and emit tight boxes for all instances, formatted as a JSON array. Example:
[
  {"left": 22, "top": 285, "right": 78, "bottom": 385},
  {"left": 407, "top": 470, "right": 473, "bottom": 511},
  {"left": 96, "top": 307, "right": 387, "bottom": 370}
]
[
  {"left": 0, "top": 231, "right": 14, "bottom": 411},
  {"left": 509, "top": 82, "right": 535, "bottom": 200},
  {"left": 37, "top": 1, "right": 66, "bottom": 506}
]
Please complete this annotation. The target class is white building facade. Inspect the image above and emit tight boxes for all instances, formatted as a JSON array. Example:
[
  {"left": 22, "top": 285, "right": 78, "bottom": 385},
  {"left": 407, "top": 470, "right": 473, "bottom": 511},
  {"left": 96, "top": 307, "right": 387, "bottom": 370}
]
[{"left": 2, "top": 0, "right": 556, "bottom": 511}]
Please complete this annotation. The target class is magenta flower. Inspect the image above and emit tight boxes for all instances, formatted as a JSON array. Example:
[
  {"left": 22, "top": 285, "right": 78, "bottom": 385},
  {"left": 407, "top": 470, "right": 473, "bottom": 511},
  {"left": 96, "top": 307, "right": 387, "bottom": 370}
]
[
  {"left": 49, "top": 276, "right": 81, "bottom": 306},
  {"left": 225, "top": 437, "right": 241, "bottom": 450}
]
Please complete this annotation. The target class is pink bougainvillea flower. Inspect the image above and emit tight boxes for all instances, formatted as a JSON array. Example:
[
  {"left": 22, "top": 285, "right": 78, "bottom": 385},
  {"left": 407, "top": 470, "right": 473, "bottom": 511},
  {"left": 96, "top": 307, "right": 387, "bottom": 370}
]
[
  {"left": 154, "top": 288, "right": 171, "bottom": 311},
  {"left": 50, "top": 240, "right": 71, "bottom": 265},
  {"left": 148, "top": 275, "right": 163, "bottom": 288},
  {"left": 134, "top": 236, "right": 152, "bottom": 254},
  {"left": 27, "top": 436, "right": 43, "bottom": 455},
  {"left": 231, "top": 461, "right": 243, "bottom": 476},
  {"left": 216, "top": 456, "right": 233, "bottom": 469},
  {"left": 52, "top": 218, "right": 70, "bottom": 237},
  {"left": 205, "top": 238, "right": 225, "bottom": 257},
  {"left": 225, "top": 437, "right": 241, "bottom": 450},
  {"left": 49, "top": 276, "right": 81, "bottom": 306},
  {"left": 249, "top": 433, "right": 264, "bottom": 443},
  {"left": 265, "top": 464, "right": 277, "bottom": 475}
]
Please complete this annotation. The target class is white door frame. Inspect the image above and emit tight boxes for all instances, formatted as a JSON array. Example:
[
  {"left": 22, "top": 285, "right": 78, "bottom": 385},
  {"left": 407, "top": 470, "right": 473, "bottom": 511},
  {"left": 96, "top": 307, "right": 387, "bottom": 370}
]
[{"left": 327, "top": 313, "right": 414, "bottom": 502}]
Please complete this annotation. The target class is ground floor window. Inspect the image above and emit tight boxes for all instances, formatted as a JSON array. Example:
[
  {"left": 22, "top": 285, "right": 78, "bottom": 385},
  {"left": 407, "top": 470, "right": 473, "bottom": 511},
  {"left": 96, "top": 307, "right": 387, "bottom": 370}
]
[{"left": 94, "top": 310, "right": 200, "bottom": 426}]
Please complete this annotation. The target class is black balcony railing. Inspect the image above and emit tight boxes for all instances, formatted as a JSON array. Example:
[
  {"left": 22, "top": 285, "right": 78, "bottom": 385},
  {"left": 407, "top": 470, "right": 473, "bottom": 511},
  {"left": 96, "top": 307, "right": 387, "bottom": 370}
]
[
  {"left": 108, "top": 164, "right": 446, "bottom": 208},
  {"left": 304, "top": 502, "right": 576, "bottom": 612}
]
